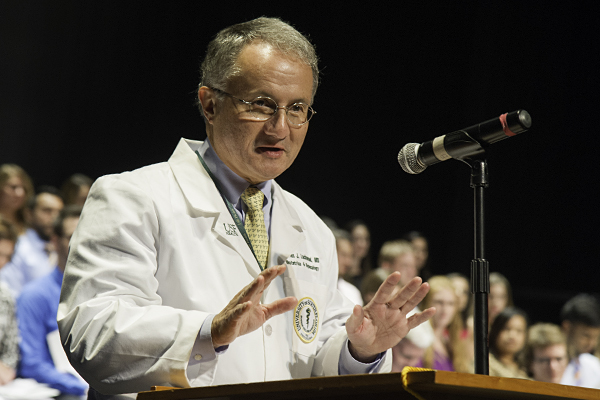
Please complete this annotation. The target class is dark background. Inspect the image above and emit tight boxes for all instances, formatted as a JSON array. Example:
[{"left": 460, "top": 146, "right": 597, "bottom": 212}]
[{"left": 2, "top": 1, "right": 599, "bottom": 324}]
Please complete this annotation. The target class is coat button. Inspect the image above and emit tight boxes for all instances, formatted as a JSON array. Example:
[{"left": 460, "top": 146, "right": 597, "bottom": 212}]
[
  {"left": 194, "top": 354, "right": 203, "bottom": 361},
  {"left": 265, "top": 324, "right": 273, "bottom": 336}
]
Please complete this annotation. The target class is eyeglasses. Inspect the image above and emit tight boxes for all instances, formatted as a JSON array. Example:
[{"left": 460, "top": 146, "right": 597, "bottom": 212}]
[
  {"left": 533, "top": 356, "right": 567, "bottom": 365},
  {"left": 211, "top": 88, "right": 315, "bottom": 127}
]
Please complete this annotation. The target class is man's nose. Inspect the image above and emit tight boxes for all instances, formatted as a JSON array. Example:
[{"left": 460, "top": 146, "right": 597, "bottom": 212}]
[{"left": 265, "top": 108, "right": 290, "bottom": 137}]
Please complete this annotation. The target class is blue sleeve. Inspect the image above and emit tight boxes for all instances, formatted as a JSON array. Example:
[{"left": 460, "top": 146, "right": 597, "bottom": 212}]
[
  {"left": 17, "top": 290, "right": 87, "bottom": 395},
  {"left": 338, "top": 338, "right": 384, "bottom": 375}
]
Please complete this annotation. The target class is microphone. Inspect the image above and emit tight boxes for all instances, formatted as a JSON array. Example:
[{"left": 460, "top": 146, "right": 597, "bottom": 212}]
[{"left": 398, "top": 110, "right": 532, "bottom": 174}]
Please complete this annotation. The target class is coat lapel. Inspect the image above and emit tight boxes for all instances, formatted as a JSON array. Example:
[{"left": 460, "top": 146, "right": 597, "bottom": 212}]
[
  {"left": 168, "top": 138, "right": 261, "bottom": 279},
  {"left": 269, "top": 181, "right": 306, "bottom": 300}
]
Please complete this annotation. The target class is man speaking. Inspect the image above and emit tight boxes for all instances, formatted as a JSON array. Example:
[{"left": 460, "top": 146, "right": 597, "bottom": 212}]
[{"left": 58, "top": 17, "right": 435, "bottom": 400}]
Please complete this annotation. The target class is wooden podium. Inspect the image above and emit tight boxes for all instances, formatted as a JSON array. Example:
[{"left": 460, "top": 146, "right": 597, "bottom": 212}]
[{"left": 137, "top": 370, "right": 599, "bottom": 400}]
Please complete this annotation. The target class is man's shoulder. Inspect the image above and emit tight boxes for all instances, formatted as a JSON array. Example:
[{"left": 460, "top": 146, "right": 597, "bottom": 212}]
[
  {"left": 579, "top": 353, "right": 600, "bottom": 369},
  {"left": 273, "top": 182, "right": 331, "bottom": 232},
  {"left": 89, "top": 162, "right": 176, "bottom": 201}
]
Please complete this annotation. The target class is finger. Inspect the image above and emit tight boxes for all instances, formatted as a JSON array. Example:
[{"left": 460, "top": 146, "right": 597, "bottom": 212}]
[
  {"left": 260, "top": 264, "right": 286, "bottom": 288},
  {"left": 394, "top": 281, "right": 430, "bottom": 313},
  {"left": 406, "top": 306, "right": 436, "bottom": 330},
  {"left": 233, "top": 274, "right": 266, "bottom": 305},
  {"left": 369, "top": 272, "right": 403, "bottom": 305},
  {"left": 263, "top": 296, "right": 298, "bottom": 320},
  {"left": 387, "top": 277, "right": 423, "bottom": 310},
  {"left": 345, "top": 304, "right": 365, "bottom": 333}
]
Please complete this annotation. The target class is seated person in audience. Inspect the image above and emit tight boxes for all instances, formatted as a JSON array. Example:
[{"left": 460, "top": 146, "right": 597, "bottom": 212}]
[
  {"left": 344, "top": 220, "right": 373, "bottom": 287},
  {"left": 488, "top": 272, "right": 514, "bottom": 325},
  {"left": 391, "top": 309, "right": 435, "bottom": 372},
  {"left": 559, "top": 294, "right": 600, "bottom": 388},
  {"left": 60, "top": 173, "right": 93, "bottom": 207},
  {"left": 17, "top": 206, "right": 87, "bottom": 396},
  {"left": 416, "top": 276, "right": 470, "bottom": 372},
  {"left": 0, "top": 186, "right": 64, "bottom": 297},
  {"left": 523, "top": 323, "right": 568, "bottom": 383},
  {"left": 361, "top": 240, "right": 417, "bottom": 303},
  {"left": 402, "top": 231, "right": 431, "bottom": 281},
  {"left": 0, "top": 164, "right": 35, "bottom": 236},
  {"left": 333, "top": 229, "right": 363, "bottom": 305},
  {"left": 448, "top": 272, "right": 474, "bottom": 370},
  {"left": 0, "top": 217, "right": 19, "bottom": 385},
  {"left": 488, "top": 307, "right": 529, "bottom": 379},
  {"left": 447, "top": 273, "right": 471, "bottom": 329}
]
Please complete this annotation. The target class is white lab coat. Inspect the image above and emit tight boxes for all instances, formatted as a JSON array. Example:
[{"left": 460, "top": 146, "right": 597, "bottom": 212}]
[{"left": 58, "top": 138, "right": 390, "bottom": 398}]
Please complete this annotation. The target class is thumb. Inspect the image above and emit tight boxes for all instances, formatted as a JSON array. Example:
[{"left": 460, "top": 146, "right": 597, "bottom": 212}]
[{"left": 345, "top": 304, "right": 365, "bottom": 334}]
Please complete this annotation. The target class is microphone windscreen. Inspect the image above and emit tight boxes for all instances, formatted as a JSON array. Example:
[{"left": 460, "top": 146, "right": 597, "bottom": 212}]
[{"left": 398, "top": 143, "right": 426, "bottom": 174}]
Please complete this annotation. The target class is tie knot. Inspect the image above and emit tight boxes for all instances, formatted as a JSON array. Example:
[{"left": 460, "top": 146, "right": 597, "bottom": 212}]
[{"left": 241, "top": 187, "right": 264, "bottom": 211}]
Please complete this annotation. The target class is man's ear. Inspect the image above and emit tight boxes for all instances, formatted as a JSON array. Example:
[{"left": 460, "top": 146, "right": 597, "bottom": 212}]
[
  {"left": 562, "top": 320, "right": 571, "bottom": 334},
  {"left": 198, "top": 86, "right": 217, "bottom": 124},
  {"left": 23, "top": 206, "right": 33, "bottom": 225}
]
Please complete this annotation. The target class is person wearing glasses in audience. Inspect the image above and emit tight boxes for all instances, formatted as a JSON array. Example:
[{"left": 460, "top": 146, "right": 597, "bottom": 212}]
[
  {"left": 523, "top": 323, "right": 568, "bottom": 384},
  {"left": 58, "top": 17, "right": 435, "bottom": 400}
]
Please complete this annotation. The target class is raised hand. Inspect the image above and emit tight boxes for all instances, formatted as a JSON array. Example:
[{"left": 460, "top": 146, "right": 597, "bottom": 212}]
[
  {"left": 345, "top": 272, "right": 436, "bottom": 362},
  {"left": 211, "top": 264, "right": 297, "bottom": 348}
]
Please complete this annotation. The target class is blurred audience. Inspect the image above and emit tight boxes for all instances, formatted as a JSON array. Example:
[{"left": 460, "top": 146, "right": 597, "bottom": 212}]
[
  {"left": 402, "top": 231, "right": 432, "bottom": 281},
  {"left": 333, "top": 229, "right": 363, "bottom": 306},
  {"left": 0, "top": 218, "right": 19, "bottom": 385},
  {"left": 360, "top": 240, "right": 416, "bottom": 304},
  {"left": 0, "top": 186, "right": 64, "bottom": 297},
  {"left": 448, "top": 273, "right": 472, "bottom": 330},
  {"left": 524, "top": 323, "right": 568, "bottom": 383},
  {"left": 0, "top": 164, "right": 35, "bottom": 236},
  {"left": 417, "top": 275, "right": 470, "bottom": 372},
  {"left": 391, "top": 309, "right": 435, "bottom": 372},
  {"left": 559, "top": 294, "right": 600, "bottom": 388},
  {"left": 60, "top": 173, "right": 92, "bottom": 207},
  {"left": 488, "top": 272, "right": 514, "bottom": 325},
  {"left": 345, "top": 220, "right": 373, "bottom": 286},
  {"left": 488, "top": 307, "right": 529, "bottom": 379},
  {"left": 17, "top": 205, "right": 87, "bottom": 397}
]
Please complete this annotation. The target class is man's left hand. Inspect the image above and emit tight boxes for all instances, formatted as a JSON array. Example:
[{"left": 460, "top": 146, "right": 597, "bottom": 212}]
[{"left": 345, "top": 272, "right": 436, "bottom": 363}]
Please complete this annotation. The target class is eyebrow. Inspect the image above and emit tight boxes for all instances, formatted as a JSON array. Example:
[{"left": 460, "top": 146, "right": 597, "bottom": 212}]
[{"left": 248, "top": 91, "right": 311, "bottom": 106}]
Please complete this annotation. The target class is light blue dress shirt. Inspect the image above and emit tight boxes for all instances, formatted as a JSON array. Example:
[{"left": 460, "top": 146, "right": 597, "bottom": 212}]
[
  {"left": 17, "top": 267, "right": 88, "bottom": 395},
  {"left": 0, "top": 228, "right": 54, "bottom": 298}
]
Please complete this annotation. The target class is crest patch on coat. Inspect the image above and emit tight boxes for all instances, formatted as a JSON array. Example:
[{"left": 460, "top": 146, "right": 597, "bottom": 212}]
[{"left": 293, "top": 297, "right": 319, "bottom": 343}]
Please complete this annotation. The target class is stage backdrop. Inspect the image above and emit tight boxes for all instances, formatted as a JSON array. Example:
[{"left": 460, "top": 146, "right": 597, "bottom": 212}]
[{"left": 1, "top": 1, "right": 598, "bottom": 324}]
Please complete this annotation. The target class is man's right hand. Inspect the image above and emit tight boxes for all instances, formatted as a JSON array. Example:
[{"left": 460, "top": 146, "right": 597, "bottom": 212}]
[{"left": 211, "top": 264, "right": 297, "bottom": 348}]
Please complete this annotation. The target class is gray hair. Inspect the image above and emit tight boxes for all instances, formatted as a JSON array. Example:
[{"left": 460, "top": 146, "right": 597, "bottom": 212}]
[{"left": 199, "top": 17, "right": 319, "bottom": 106}]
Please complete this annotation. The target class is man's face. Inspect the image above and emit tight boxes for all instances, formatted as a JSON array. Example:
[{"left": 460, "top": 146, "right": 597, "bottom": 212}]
[
  {"left": 563, "top": 322, "right": 600, "bottom": 356},
  {"left": 201, "top": 42, "right": 313, "bottom": 185},
  {"left": 336, "top": 238, "right": 354, "bottom": 276},
  {"left": 28, "top": 193, "right": 64, "bottom": 241},
  {"left": 389, "top": 253, "right": 417, "bottom": 286},
  {"left": 530, "top": 344, "right": 568, "bottom": 383},
  {"left": 391, "top": 339, "right": 425, "bottom": 371},
  {"left": 53, "top": 216, "right": 79, "bottom": 271},
  {"left": 0, "top": 239, "right": 15, "bottom": 269}
]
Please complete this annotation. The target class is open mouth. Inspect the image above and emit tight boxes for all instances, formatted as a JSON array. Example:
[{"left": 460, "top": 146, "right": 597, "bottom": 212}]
[{"left": 257, "top": 147, "right": 284, "bottom": 157}]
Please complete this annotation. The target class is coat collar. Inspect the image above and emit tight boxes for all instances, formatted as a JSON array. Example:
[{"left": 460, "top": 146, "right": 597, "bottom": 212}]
[{"left": 168, "top": 138, "right": 307, "bottom": 279}]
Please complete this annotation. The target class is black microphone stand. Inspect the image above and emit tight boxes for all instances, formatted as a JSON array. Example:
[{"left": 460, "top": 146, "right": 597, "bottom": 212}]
[{"left": 463, "top": 156, "right": 490, "bottom": 375}]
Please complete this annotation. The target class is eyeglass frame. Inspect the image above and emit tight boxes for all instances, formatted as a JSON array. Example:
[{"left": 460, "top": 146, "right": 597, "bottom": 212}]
[{"left": 210, "top": 87, "right": 316, "bottom": 127}]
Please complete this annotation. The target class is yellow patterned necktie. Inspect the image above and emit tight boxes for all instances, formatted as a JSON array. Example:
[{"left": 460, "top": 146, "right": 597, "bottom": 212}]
[{"left": 241, "top": 187, "right": 269, "bottom": 269}]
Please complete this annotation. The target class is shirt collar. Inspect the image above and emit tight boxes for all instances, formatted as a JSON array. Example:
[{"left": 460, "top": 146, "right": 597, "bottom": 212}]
[
  {"left": 24, "top": 228, "right": 48, "bottom": 250},
  {"left": 199, "top": 139, "right": 272, "bottom": 211}
]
